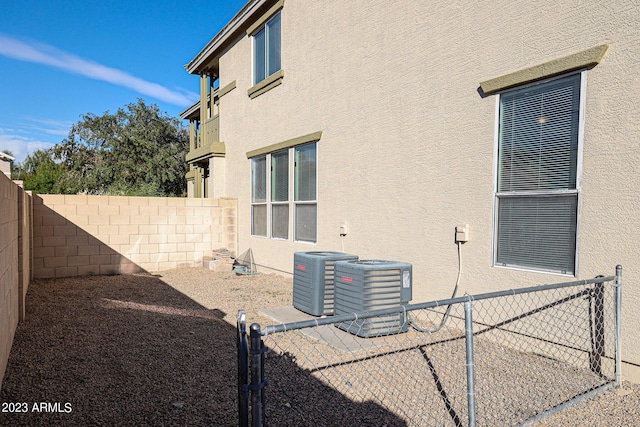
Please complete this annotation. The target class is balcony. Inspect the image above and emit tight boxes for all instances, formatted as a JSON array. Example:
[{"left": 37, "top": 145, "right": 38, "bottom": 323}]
[{"left": 186, "top": 115, "right": 225, "bottom": 164}]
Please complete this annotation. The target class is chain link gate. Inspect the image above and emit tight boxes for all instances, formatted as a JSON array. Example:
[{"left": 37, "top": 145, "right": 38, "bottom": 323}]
[{"left": 238, "top": 265, "right": 622, "bottom": 426}]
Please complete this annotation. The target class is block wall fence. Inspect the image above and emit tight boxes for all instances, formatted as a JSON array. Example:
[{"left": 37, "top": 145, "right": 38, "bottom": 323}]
[
  {"left": 1, "top": 176, "right": 32, "bottom": 390},
  {"left": 33, "top": 194, "right": 237, "bottom": 278},
  {"left": 1, "top": 178, "right": 238, "bottom": 389}
]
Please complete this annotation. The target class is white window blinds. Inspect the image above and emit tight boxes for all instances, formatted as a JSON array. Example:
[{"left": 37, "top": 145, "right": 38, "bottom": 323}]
[{"left": 495, "top": 73, "right": 582, "bottom": 274}]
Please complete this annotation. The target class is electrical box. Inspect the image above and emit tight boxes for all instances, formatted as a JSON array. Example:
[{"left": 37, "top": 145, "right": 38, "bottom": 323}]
[{"left": 455, "top": 224, "right": 469, "bottom": 242}]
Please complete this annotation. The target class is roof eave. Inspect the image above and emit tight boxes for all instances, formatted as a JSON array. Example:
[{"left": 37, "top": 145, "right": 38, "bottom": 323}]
[
  {"left": 179, "top": 100, "right": 201, "bottom": 120},
  {"left": 0, "top": 152, "right": 15, "bottom": 161},
  {"left": 185, "top": 0, "right": 273, "bottom": 75}
]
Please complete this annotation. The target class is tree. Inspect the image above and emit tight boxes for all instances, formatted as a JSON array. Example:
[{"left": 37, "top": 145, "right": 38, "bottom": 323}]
[
  {"left": 53, "top": 99, "right": 188, "bottom": 196},
  {"left": 13, "top": 149, "right": 66, "bottom": 194}
]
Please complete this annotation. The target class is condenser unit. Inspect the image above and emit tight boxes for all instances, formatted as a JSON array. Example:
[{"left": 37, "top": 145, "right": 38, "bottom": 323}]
[
  {"left": 334, "top": 260, "right": 412, "bottom": 337},
  {"left": 293, "top": 251, "right": 359, "bottom": 316}
]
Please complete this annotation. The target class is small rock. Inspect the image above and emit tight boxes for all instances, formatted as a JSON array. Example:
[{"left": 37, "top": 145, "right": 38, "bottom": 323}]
[{"left": 172, "top": 402, "right": 184, "bottom": 408}]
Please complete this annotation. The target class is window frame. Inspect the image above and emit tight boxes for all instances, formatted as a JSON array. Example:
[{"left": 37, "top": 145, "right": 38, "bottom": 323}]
[
  {"left": 249, "top": 142, "right": 318, "bottom": 244},
  {"left": 270, "top": 149, "right": 290, "bottom": 240},
  {"left": 293, "top": 143, "right": 318, "bottom": 243},
  {"left": 491, "top": 70, "right": 586, "bottom": 276},
  {"left": 251, "top": 155, "right": 268, "bottom": 238},
  {"left": 251, "top": 10, "right": 281, "bottom": 86}
]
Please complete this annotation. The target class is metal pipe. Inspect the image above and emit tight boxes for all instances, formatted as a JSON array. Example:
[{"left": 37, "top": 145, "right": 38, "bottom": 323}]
[
  {"left": 614, "top": 265, "right": 622, "bottom": 387},
  {"left": 237, "top": 310, "right": 248, "bottom": 427},
  {"left": 465, "top": 299, "right": 476, "bottom": 427},
  {"left": 250, "top": 323, "right": 264, "bottom": 427},
  {"left": 262, "top": 275, "right": 615, "bottom": 336}
]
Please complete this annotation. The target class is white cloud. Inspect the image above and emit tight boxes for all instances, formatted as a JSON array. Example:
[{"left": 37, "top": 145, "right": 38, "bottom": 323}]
[
  {"left": 0, "top": 33, "right": 198, "bottom": 107},
  {"left": 0, "top": 131, "right": 55, "bottom": 163},
  {"left": 22, "top": 117, "right": 74, "bottom": 136}
]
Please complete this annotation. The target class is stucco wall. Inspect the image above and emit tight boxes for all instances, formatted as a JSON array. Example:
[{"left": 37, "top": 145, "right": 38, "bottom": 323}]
[
  {"left": 33, "top": 195, "right": 237, "bottom": 278},
  {"left": 0, "top": 174, "right": 19, "bottom": 390},
  {"left": 213, "top": 0, "right": 640, "bottom": 380}
]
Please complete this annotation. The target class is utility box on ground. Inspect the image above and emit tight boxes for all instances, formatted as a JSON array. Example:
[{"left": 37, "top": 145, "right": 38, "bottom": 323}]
[
  {"left": 293, "top": 251, "right": 359, "bottom": 316},
  {"left": 333, "top": 260, "right": 412, "bottom": 337}
]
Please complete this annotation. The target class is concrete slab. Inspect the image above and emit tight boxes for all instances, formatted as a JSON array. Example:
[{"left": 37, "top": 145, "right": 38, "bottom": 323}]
[{"left": 259, "top": 306, "right": 377, "bottom": 352}]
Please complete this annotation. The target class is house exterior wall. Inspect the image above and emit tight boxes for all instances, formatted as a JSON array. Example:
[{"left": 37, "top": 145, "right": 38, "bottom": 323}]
[{"left": 200, "top": 0, "right": 639, "bottom": 380}]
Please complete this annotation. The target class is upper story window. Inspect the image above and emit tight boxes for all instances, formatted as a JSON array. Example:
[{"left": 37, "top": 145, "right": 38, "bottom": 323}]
[
  {"left": 493, "top": 72, "right": 584, "bottom": 275},
  {"left": 253, "top": 11, "right": 281, "bottom": 85}
]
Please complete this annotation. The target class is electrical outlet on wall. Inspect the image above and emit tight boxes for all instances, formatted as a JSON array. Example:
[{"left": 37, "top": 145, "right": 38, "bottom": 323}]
[{"left": 455, "top": 224, "right": 469, "bottom": 242}]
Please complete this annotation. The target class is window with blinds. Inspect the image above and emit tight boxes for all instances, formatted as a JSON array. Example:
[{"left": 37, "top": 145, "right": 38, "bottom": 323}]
[
  {"left": 250, "top": 142, "right": 317, "bottom": 243},
  {"left": 294, "top": 144, "right": 317, "bottom": 243},
  {"left": 271, "top": 150, "right": 289, "bottom": 239},
  {"left": 494, "top": 72, "right": 583, "bottom": 274},
  {"left": 251, "top": 156, "right": 267, "bottom": 237}
]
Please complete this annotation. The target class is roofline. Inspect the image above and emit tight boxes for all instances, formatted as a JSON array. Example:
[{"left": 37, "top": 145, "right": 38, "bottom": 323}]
[
  {"left": 184, "top": 0, "right": 273, "bottom": 75},
  {"left": 179, "top": 89, "right": 218, "bottom": 120},
  {"left": 0, "top": 152, "right": 15, "bottom": 161},
  {"left": 179, "top": 100, "right": 200, "bottom": 120}
]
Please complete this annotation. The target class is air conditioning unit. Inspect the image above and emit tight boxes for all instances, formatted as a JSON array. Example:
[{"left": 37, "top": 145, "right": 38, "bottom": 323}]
[
  {"left": 293, "top": 251, "right": 359, "bottom": 316},
  {"left": 334, "top": 260, "right": 412, "bottom": 337}
]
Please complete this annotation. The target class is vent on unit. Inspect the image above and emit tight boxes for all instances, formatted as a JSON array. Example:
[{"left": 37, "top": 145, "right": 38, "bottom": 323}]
[
  {"left": 334, "top": 260, "right": 412, "bottom": 337},
  {"left": 293, "top": 251, "right": 359, "bottom": 316}
]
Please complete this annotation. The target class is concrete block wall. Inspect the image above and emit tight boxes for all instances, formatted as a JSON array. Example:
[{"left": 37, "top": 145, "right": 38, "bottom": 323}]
[
  {"left": 17, "top": 183, "right": 32, "bottom": 321},
  {"left": 0, "top": 174, "right": 19, "bottom": 390},
  {"left": 33, "top": 195, "right": 238, "bottom": 279}
]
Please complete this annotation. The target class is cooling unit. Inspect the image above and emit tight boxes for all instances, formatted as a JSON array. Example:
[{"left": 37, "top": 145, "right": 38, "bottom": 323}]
[
  {"left": 293, "top": 251, "right": 359, "bottom": 316},
  {"left": 333, "top": 260, "right": 412, "bottom": 337}
]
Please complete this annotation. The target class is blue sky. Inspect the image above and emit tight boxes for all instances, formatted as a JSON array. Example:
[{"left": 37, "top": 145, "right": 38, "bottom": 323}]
[{"left": 0, "top": 0, "right": 247, "bottom": 162}]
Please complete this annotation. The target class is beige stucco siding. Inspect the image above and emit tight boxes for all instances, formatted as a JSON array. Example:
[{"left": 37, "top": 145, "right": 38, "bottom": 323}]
[{"left": 214, "top": 0, "right": 639, "bottom": 379}]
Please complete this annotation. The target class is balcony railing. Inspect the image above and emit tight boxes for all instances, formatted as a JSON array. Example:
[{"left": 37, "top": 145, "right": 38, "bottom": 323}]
[{"left": 187, "top": 114, "right": 224, "bottom": 164}]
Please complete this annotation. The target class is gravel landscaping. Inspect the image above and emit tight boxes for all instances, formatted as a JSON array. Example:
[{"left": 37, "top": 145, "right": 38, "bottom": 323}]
[{"left": 0, "top": 267, "right": 638, "bottom": 426}]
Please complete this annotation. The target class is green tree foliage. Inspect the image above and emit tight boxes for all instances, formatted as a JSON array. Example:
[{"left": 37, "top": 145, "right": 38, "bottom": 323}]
[
  {"left": 52, "top": 99, "right": 188, "bottom": 196},
  {"left": 13, "top": 149, "right": 66, "bottom": 194}
]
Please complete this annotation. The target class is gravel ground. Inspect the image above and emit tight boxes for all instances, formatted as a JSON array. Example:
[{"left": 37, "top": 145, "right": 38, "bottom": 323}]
[{"left": 0, "top": 267, "right": 638, "bottom": 426}]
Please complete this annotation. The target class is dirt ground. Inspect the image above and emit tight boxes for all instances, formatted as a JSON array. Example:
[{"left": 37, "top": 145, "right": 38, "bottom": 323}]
[
  {"left": 0, "top": 268, "right": 291, "bottom": 426},
  {"left": 0, "top": 268, "right": 638, "bottom": 426}
]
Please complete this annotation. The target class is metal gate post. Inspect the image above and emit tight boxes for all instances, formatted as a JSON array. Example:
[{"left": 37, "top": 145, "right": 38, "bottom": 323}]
[
  {"left": 237, "top": 310, "right": 249, "bottom": 427},
  {"left": 614, "top": 265, "right": 623, "bottom": 387},
  {"left": 250, "top": 323, "right": 266, "bottom": 427},
  {"left": 464, "top": 299, "right": 477, "bottom": 427}
]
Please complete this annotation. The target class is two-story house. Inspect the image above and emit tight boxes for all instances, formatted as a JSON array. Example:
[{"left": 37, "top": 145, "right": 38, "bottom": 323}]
[
  {"left": 0, "top": 152, "right": 14, "bottom": 178},
  {"left": 181, "top": 0, "right": 640, "bottom": 381}
]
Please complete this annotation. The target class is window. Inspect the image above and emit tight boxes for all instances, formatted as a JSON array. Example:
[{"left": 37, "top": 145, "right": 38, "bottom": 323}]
[
  {"left": 253, "top": 11, "right": 281, "bottom": 85},
  {"left": 494, "top": 72, "right": 583, "bottom": 274},
  {"left": 294, "top": 144, "right": 317, "bottom": 242},
  {"left": 271, "top": 150, "right": 289, "bottom": 239},
  {"left": 251, "top": 156, "right": 267, "bottom": 237},
  {"left": 250, "top": 142, "right": 317, "bottom": 243}
]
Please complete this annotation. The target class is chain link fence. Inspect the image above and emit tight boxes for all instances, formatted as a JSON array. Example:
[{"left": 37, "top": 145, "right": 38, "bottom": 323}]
[{"left": 238, "top": 266, "right": 622, "bottom": 426}]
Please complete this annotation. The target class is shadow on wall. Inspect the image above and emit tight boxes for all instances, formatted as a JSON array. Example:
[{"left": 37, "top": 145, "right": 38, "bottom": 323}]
[
  {"left": 0, "top": 273, "right": 404, "bottom": 426},
  {"left": 33, "top": 198, "right": 147, "bottom": 278}
]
